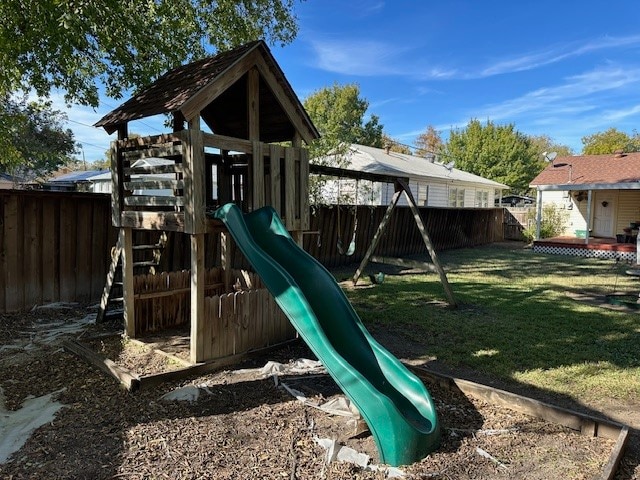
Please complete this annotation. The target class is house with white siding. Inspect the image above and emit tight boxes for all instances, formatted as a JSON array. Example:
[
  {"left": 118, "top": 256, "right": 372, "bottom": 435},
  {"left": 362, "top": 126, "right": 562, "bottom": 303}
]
[
  {"left": 529, "top": 151, "right": 640, "bottom": 261},
  {"left": 42, "top": 159, "right": 176, "bottom": 195},
  {"left": 314, "top": 144, "right": 508, "bottom": 208}
]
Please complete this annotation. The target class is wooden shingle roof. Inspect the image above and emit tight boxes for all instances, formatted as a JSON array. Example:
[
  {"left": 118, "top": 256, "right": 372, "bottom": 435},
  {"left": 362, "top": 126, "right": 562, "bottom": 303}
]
[
  {"left": 530, "top": 152, "right": 640, "bottom": 188},
  {"left": 95, "top": 40, "right": 319, "bottom": 144}
]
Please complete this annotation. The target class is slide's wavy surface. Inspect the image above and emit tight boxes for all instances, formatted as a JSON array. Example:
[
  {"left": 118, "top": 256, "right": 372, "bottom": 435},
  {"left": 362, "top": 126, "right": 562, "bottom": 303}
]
[{"left": 213, "top": 204, "right": 440, "bottom": 466}]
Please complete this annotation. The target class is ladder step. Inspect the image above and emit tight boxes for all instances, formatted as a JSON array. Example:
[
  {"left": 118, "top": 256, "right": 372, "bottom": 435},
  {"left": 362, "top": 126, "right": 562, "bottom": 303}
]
[
  {"left": 103, "top": 309, "right": 123, "bottom": 321},
  {"left": 132, "top": 244, "right": 164, "bottom": 250},
  {"left": 133, "top": 261, "right": 160, "bottom": 267}
]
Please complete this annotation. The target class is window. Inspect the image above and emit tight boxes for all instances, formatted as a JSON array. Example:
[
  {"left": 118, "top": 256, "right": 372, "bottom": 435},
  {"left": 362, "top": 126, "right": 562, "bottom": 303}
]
[
  {"left": 475, "top": 190, "right": 488, "bottom": 207},
  {"left": 449, "top": 187, "right": 465, "bottom": 207},
  {"left": 418, "top": 184, "right": 429, "bottom": 206}
]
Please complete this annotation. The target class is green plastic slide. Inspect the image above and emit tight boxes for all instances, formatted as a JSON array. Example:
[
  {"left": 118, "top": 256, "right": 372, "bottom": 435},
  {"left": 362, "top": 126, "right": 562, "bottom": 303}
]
[{"left": 213, "top": 204, "right": 440, "bottom": 466}]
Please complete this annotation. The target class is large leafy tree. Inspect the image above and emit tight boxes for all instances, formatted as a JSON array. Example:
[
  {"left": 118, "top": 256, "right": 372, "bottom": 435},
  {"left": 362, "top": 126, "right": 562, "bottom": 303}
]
[
  {"left": 581, "top": 128, "right": 640, "bottom": 154},
  {"left": 303, "top": 83, "right": 384, "bottom": 206},
  {"left": 443, "top": 119, "right": 540, "bottom": 194},
  {"left": 0, "top": 96, "right": 77, "bottom": 181},
  {"left": 304, "top": 83, "right": 384, "bottom": 164},
  {"left": 0, "top": 0, "right": 300, "bottom": 106},
  {"left": 528, "top": 134, "right": 574, "bottom": 159}
]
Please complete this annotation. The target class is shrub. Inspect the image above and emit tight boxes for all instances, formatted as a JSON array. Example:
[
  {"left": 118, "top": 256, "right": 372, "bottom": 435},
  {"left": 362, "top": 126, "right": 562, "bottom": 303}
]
[{"left": 522, "top": 204, "right": 569, "bottom": 242}]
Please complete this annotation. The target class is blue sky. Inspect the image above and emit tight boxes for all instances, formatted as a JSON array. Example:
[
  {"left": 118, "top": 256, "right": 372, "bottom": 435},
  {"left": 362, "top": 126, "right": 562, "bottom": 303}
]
[{"left": 61, "top": 0, "right": 640, "bottom": 163}]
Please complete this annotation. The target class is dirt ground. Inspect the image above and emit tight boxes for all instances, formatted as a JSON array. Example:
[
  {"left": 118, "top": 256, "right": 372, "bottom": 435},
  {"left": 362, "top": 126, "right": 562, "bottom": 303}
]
[{"left": 0, "top": 303, "right": 637, "bottom": 479}]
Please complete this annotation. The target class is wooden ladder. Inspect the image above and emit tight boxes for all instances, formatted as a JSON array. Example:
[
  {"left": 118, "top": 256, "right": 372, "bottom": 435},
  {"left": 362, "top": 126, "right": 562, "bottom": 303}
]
[{"left": 96, "top": 230, "right": 168, "bottom": 323}]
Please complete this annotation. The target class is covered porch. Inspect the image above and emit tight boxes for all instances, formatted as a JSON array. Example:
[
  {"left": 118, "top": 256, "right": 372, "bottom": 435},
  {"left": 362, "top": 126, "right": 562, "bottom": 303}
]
[{"left": 533, "top": 235, "right": 637, "bottom": 263}]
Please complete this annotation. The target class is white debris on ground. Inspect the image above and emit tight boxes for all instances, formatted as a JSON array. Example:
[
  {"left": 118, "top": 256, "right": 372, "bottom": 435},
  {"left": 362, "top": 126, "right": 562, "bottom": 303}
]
[
  {"left": 313, "top": 437, "right": 406, "bottom": 478},
  {"left": 0, "top": 303, "right": 96, "bottom": 355},
  {"left": 0, "top": 302, "right": 89, "bottom": 464},
  {"left": 234, "top": 358, "right": 326, "bottom": 378},
  {"left": 160, "top": 359, "right": 390, "bottom": 475},
  {"left": 0, "top": 387, "right": 65, "bottom": 464},
  {"left": 160, "top": 385, "right": 213, "bottom": 403}
]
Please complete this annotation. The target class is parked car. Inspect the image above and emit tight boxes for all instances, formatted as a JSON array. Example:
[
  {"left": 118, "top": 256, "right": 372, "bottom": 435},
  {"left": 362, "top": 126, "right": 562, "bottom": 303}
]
[{"left": 496, "top": 195, "right": 535, "bottom": 207}]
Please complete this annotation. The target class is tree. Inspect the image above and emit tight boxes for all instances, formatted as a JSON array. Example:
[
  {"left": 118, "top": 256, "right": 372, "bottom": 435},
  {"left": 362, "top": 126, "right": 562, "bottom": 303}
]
[
  {"left": 0, "top": 0, "right": 300, "bottom": 106},
  {"left": 304, "top": 83, "right": 384, "bottom": 164},
  {"left": 381, "top": 134, "right": 412, "bottom": 154},
  {"left": 443, "top": 119, "right": 540, "bottom": 194},
  {"left": 303, "top": 83, "right": 384, "bottom": 206},
  {"left": 527, "top": 134, "right": 573, "bottom": 159},
  {"left": 414, "top": 125, "right": 444, "bottom": 158},
  {"left": 0, "top": 96, "right": 77, "bottom": 182},
  {"left": 581, "top": 128, "right": 640, "bottom": 154}
]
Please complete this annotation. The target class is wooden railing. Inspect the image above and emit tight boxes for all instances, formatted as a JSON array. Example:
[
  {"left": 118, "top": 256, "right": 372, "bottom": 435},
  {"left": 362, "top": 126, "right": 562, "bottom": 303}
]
[{"left": 112, "top": 131, "right": 309, "bottom": 233}]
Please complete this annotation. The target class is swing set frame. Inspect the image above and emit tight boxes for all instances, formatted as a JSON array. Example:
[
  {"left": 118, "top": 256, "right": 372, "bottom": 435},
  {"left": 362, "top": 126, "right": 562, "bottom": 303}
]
[{"left": 309, "top": 164, "right": 457, "bottom": 307}]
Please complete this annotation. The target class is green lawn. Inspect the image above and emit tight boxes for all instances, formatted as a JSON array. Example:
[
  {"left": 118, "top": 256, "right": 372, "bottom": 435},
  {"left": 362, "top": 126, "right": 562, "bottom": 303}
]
[{"left": 342, "top": 244, "right": 640, "bottom": 403}]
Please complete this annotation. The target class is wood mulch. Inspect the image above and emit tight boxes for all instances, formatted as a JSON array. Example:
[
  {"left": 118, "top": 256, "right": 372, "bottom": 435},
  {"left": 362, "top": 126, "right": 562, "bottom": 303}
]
[{"left": 0, "top": 304, "right": 631, "bottom": 479}]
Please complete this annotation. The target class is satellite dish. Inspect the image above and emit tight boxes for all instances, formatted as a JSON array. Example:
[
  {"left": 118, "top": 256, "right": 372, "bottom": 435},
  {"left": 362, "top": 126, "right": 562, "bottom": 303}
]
[
  {"left": 444, "top": 161, "right": 455, "bottom": 171},
  {"left": 542, "top": 151, "right": 557, "bottom": 162}
]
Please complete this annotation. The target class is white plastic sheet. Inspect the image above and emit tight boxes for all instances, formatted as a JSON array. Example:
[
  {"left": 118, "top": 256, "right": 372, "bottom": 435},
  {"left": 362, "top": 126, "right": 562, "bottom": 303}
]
[{"left": 0, "top": 388, "right": 65, "bottom": 464}]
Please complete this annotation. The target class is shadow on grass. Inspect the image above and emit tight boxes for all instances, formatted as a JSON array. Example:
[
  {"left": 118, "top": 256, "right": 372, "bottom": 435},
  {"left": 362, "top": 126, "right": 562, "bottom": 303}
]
[{"left": 340, "top": 244, "right": 640, "bottom": 477}]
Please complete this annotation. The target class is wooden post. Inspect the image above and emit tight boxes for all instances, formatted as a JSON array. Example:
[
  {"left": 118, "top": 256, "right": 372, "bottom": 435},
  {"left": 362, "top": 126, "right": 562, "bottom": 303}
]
[
  {"left": 397, "top": 179, "right": 457, "bottom": 307},
  {"left": 247, "top": 67, "right": 260, "bottom": 142},
  {"left": 110, "top": 141, "right": 123, "bottom": 227},
  {"left": 183, "top": 118, "right": 206, "bottom": 234},
  {"left": 220, "top": 232, "right": 233, "bottom": 291},
  {"left": 190, "top": 233, "right": 205, "bottom": 363},
  {"left": 352, "top": 188, "right": 403, "bottom": 285},
  {"left": 122, "top": 227, "right": 135, "bottom": 337},
  {"left": 269, "top": 144, "right": 282, "bottom": 216},
  {"left": 251, "top": 140, "right": 264, "bottom": 210},
  {"left": 248, "top": 67, "right": 260, "bottom": 212},
  {"left": 3, "top": 194, "right": 22, "bottom": 311},
  {"left": 284, "top": 147, "right": 296, "bottom": 230},
  {"left": 299, "top": 147, "right": 310, "bottom": 231},
  {"left": 172, "top": 111, "right": 185, "bottom": 132}
]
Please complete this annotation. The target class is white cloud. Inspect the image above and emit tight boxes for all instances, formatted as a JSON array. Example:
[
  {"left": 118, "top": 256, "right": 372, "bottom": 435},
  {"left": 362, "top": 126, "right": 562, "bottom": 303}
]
[
  {"left": 308, "top": 33, "right": 640, "bottom": 83},
  {"left": 309, "top": 39, "right": 405, "bottom": 76},
  {"left": 479, "top": 34, "right": 640, "bottom": 77},
  {"left": 473, "top": 65, "right": 640, "bottom": 122},
  {"left": 428, "top": 64, "right": 640, "bottom": 151}
]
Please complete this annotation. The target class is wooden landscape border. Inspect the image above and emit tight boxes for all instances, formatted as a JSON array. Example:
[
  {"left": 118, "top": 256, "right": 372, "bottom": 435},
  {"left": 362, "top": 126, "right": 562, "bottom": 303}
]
[
  {"left": 409, "top": 365, "right": 629, "bottom": 480},
  {"left": 62, "top": 337, "right": 300, "bottom": 391},
  {"left": 62, "top": 337, "right": 627, "bottom": 478}
]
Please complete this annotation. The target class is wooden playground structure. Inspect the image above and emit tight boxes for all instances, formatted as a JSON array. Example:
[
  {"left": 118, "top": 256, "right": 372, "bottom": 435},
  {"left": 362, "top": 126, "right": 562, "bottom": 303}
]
[{"left": 95, "top": 41, "right": 318, "bottom": 363}]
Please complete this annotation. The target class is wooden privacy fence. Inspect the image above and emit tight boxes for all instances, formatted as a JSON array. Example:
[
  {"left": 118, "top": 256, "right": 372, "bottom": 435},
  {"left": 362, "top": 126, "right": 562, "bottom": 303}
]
[
  {"left": 0, "top": 190, "right": 504, "bottom": 312},
  {"left": 0, "top": 190, "right": 117, "bottom": 312},
  {"left": 503, "top": 207, "right": 533, "bottom": 241},
  {"left": 304, "top": 205, "right": 505, "bottom": 268}
]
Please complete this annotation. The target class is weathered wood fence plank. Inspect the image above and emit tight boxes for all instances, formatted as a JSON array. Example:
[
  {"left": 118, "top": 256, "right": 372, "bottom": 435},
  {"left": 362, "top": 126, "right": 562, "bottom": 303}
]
[{"left": 0, "top": 190, "right": 504, "bottom": 313}]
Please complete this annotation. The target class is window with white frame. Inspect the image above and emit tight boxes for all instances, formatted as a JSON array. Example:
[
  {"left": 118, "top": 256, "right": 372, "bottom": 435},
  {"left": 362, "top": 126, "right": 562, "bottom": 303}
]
[
  {"left": 475, "top": 190, "right": 488, "bottom": 207},
  {"left": 418, "top": 184, "right": 429, "bottom": 206},
  {"left": 448, "top": 187, "right": 465, "bottom": 207}
]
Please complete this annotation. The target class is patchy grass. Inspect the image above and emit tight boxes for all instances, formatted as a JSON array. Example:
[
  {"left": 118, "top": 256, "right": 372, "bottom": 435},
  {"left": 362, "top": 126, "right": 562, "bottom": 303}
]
[{"left": 344, "top": 243, "right": 640, "bottom": 403}]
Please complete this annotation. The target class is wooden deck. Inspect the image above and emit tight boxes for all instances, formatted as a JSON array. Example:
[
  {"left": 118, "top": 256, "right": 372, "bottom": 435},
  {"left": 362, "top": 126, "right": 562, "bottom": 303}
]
[{"left": 533, "top": 236, "right": 637, "bottom": 262}]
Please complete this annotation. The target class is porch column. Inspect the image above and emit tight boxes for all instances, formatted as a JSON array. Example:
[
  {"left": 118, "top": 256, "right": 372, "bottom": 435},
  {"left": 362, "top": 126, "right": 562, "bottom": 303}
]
[
  {"left": 535, "top": 188, "right": 543, "bottom": 240},
  {"left": 585, "top": 190, "right": 593, "bottom": 245}
]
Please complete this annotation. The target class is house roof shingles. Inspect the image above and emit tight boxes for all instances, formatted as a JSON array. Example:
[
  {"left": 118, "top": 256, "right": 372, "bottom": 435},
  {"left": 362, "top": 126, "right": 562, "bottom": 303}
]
[
  {"left": 95, "top": 42, "right": 260, "bottom": 130},
  {"left": 321, "top": 144, "right": 509, "bottom": 189},
  {"left": 530, "top": 152, "right": 640, "bottom": 188},
  {"left": 94, "top": 40, "right": 318, "bottom": 143}
]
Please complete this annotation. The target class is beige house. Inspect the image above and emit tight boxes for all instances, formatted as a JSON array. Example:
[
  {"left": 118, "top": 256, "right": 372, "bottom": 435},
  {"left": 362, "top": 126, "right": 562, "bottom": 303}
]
[{"left": 530, "top": 151, "right": 640, "bottom": 240}]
